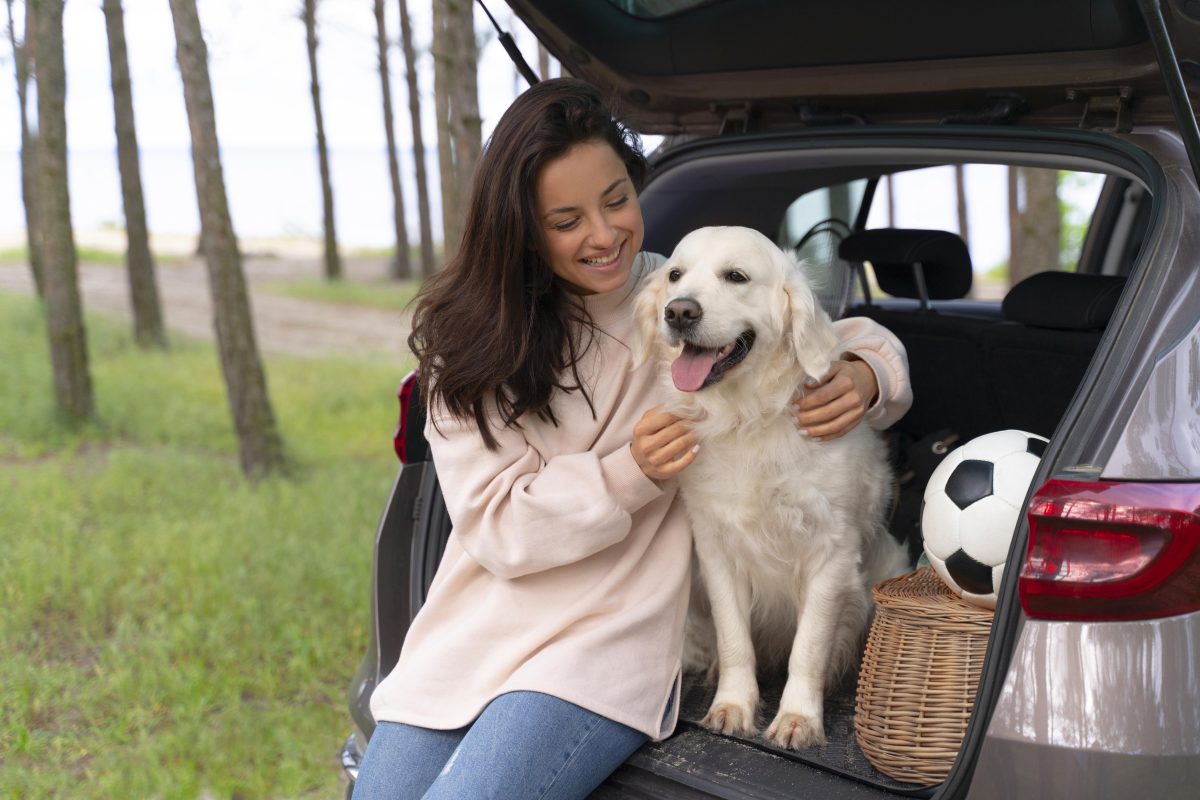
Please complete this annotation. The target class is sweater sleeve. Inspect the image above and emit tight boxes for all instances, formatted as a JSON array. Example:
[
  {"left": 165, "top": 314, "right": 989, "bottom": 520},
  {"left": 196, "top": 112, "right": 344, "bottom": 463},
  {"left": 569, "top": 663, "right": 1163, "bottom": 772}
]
[
  {"left": 426, "top": 404, "right": 664, "bottom": 580},
  {"left": 830, "top": 316, "right": 913, "bottom": 430}
]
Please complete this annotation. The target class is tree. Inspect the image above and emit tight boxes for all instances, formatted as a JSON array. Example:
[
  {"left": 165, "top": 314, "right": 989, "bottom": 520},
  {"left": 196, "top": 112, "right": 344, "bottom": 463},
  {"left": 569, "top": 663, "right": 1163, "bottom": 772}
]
[
  {"left": 102, "top": 0, "right": 166, "bottom": 349},
  {"left": 33, "top": 0, "right": 93, "bottom": 421},
  {"left": 302, "top": 0, "right": 341, "bottom": 280},
  {"left": 169, "top": 0, "right": 285, "bottom": 477},
  {"left": 374, "top": 0, "right": 411, "bottom": 280},
  {"left": 1007, "top": 166, "right": 1061, "bottom": 287},
  {"left": 398, "top": 0, "right": 435, "bottom": 276},
  {"left": 954, "top": 164, "right": 970, "bottom": 251},
  {"left": 7, "top": 0, "right": 43, "bottom": 297},
  {"left": 432, "top": 0, "right": 480, "bottom": 263}
]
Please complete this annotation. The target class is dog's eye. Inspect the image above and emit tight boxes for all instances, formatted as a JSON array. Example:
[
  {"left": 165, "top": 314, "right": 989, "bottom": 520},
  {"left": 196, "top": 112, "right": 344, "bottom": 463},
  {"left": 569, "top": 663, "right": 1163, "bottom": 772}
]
[
  {"left": 724, "top": 270, "right": 749, "bottom": 283},
  {"left": 668, "top": 268, "right": 682, "bottom": 282}
]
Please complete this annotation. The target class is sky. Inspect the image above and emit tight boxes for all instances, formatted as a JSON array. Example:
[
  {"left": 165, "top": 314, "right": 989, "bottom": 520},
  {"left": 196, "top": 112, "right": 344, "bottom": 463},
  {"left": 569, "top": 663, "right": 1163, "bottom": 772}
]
[{"left": 0, "top": 0, "right": 541, "bottom": 152}]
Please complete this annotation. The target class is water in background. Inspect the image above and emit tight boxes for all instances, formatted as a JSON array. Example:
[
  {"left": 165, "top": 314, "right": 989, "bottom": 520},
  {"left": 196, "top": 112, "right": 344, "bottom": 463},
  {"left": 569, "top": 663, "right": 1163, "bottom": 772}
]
[{"left": 0, "top": 146, "right": 442, "bottom": 250}]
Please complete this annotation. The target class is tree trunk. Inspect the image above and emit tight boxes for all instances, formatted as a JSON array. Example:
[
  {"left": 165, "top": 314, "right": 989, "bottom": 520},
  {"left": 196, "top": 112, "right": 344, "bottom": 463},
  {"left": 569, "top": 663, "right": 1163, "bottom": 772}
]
[
  {"left": 8, "top": 0, "right": 44, "bottom": 297},
  {"left": 33, "top": 0, "right": 93, "bottom": 422},
  {"left": 303, "top": 0, "right": 341, "bottom": 280},
  {"left": 432, "top": 0, "right": 480, "bottom": 263},
  {"left": 169, "top": 0, "right": 285, "bottom": 478},
  {"left": 885, "top": 173, "right": 895, "bottom": 228},
  {"left": 374, "top": 0, "right": 410, "bottom": 280},
  {"left": 538, "top": 42, "right": 549, "bottom": 81},
  {"left": 1008, "top": 167, "right": 1060, "bottom": 287},
  {"left": 398, "top": 0, "right": 436, "bottom": 276},
  {"left": 103, "top": 0, "right": 166, "bottom": 349},
  {"left": 954, "top": 163, "right": 970, "bottom": 251}
]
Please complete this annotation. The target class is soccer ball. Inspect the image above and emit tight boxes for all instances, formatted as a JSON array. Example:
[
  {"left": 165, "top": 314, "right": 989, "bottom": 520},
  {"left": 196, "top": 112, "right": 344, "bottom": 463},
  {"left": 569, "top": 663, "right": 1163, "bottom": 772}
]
[{"left": 921, "top": 430, "right": 1048, "bottom": 609}]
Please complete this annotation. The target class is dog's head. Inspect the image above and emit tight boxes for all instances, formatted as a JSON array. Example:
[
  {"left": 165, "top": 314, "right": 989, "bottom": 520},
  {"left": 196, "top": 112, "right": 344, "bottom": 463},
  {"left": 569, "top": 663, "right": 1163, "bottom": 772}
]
[{"left": 634, "top": 226, "right": 838, "bottom": 394}]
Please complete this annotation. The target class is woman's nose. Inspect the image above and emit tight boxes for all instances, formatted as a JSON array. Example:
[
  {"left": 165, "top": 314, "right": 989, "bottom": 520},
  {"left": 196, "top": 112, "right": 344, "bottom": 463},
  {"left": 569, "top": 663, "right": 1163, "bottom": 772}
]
[{"left": 586, "top": 213, "right": 617, "bottom": 248}]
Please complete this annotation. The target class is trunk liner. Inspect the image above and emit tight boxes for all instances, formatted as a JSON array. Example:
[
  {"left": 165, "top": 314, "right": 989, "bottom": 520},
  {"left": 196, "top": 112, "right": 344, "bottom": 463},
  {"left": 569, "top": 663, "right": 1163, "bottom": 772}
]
[{"left": 678, "top": 667, "right": 935, "bottom": 795}]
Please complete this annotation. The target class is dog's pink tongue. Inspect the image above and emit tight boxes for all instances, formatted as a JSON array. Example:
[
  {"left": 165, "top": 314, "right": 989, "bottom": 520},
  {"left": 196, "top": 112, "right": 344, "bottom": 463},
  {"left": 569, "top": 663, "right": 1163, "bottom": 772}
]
[{"left": 671, "top": 346, "right": 717, "bottom": 392}]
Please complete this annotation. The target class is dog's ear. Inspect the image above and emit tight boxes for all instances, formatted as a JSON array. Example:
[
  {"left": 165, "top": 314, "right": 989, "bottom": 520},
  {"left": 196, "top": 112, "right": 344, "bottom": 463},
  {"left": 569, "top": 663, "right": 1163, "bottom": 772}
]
[
  {"left": 783, "top": 261, "right": 839, "bottom": 381},
  {"left": 632, "top": 267, "right": 667, "bottom": 365}
]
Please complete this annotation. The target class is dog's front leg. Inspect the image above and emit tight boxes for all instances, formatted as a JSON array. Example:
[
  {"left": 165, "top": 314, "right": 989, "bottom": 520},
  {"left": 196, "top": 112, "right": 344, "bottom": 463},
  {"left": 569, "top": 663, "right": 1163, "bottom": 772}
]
[
  {"left": 766, "top": 567, "right": 846, "bottom": 749},
  {"left": 694, "top": 531, "right": 759, "bottom": 736}
]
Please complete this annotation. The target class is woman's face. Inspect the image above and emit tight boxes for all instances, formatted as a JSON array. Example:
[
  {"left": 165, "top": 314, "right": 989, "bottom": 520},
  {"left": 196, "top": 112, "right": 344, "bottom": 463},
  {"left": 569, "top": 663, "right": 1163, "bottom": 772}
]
[{"left": 535, "top": 139, "right": 645, "bottom": 295}]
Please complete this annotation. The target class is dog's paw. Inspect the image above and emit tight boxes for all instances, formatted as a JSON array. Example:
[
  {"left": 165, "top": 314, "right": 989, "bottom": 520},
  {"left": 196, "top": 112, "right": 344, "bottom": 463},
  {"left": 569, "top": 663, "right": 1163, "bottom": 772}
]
[
  {"left": 701, "top": 701, "right": 758, "bottom": 736},
  {"left": 765, "top": 711, "right": 826, "bottom": 749}
]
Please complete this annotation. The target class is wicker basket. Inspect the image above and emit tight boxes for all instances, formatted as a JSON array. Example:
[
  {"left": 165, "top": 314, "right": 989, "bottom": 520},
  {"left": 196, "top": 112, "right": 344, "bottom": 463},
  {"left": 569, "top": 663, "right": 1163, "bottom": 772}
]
[{"left": 854, "top": 567, "right": 993, "bottom": 785}]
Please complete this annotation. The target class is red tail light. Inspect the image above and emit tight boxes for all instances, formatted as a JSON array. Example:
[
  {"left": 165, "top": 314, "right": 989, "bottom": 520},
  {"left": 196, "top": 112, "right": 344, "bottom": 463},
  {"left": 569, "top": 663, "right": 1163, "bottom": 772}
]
[
  {"left": 393, "top": 370, "right": 418, "bottom": 463},
  {"left": 1019, "top": 479, "right": 1200, "bottom": 621}
]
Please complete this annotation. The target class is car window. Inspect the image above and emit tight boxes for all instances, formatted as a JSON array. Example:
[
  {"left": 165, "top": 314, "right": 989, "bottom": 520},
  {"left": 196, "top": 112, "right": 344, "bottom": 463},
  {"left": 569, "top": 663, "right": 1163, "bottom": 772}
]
[
  {"left": 778, "top": 179, "right": 870, "bottom": 318},
  {"left": 862, "top": 165, "right": 1106, "bottom": 300}
]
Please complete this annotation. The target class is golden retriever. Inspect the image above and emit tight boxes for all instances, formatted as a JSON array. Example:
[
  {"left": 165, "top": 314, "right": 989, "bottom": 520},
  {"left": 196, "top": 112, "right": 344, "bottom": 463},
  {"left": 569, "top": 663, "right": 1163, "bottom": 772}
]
[{"left": 635, "top": 226, "right": 908, "bottom": 749}]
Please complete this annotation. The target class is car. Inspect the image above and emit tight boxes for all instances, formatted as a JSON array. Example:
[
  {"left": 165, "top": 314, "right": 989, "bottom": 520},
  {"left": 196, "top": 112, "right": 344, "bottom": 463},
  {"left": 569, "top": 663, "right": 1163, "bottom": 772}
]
[{"left": 342, "top": 0, "right": 1200, "bottom": 797}]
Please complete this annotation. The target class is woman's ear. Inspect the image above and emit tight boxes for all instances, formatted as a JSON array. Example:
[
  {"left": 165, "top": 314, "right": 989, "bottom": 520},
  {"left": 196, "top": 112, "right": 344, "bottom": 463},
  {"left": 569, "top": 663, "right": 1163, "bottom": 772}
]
[
  {"left": 783, "top": 265, "right": 838, "bottom": 381},
  {"left": 632, "top": 268, "right": 667, "bottom": 366}
]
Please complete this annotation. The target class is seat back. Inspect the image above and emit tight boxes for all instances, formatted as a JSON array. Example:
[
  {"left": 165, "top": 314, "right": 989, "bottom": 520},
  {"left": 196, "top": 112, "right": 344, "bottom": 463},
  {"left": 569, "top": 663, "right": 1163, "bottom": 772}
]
[{"left": 981, "top": 271, "right": 1126, "bottom": 437}]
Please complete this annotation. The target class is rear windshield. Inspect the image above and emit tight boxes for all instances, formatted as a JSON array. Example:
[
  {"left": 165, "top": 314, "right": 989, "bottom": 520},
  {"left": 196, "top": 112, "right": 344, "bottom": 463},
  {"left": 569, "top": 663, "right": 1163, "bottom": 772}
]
[{"left": 604, "top": 0, "right": 724, "bottom": 19}]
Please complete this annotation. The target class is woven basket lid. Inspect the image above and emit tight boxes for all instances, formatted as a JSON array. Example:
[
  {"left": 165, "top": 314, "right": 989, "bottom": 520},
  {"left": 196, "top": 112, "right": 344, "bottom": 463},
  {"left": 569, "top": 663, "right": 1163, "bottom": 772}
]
[{"left": 872, "top": 568, "right": 994, "bottom": 627}]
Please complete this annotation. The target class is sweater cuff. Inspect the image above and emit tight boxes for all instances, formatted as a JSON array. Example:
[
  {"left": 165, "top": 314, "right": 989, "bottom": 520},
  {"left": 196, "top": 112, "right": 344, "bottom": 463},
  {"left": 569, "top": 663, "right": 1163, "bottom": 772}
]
[
  {"left": 600, "top": 444, "right": 664, "bottom": 514},
  {"left": 842, "top": 348, "right": 891, "bottom": 428}
]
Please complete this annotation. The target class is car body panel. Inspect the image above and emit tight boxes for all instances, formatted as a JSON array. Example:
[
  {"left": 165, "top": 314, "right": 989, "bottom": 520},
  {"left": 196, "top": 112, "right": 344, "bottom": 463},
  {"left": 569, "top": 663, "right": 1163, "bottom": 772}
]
[{"left": 967, "top": 612, "right": 1200, "bottom": 799}]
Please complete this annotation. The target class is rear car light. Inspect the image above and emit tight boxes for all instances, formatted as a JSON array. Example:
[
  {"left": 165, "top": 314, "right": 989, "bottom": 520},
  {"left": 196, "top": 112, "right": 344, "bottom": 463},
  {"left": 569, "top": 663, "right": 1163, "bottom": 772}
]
[
  {"left": 1019, "top": 479, "right": 1200, "bottom": 621},
  {"left": 394, "top": 370, "right": 418, "bottom": 463}
]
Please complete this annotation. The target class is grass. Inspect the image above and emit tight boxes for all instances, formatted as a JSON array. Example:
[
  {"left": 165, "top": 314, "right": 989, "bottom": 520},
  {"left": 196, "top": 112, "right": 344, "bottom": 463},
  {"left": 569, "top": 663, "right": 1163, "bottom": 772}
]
[
  {"left": 0, "top": 245, "right": 183, "bottom": 266},
  {"left": 261, "top": 277, "right": 423, "bottom": 313},
  {"left": 0, "top": 290, "right": 409, "bottom": 799}
]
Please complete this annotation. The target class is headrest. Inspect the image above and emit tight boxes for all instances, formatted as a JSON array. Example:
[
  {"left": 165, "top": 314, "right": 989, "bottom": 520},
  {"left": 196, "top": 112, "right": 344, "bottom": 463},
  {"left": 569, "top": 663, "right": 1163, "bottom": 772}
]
[
  {"left": 838, "top": 229, "right": 972, "bottom": 300},
  {"left": 1002, "top": 271, "right": 1126, "bottom": 331}
]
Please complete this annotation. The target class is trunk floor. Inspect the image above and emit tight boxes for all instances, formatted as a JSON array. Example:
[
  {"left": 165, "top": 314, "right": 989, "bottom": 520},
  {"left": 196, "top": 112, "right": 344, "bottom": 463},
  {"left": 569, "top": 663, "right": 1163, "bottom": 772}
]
[{"left": 678, "top": 668, "right": 935, "bottom": 795}]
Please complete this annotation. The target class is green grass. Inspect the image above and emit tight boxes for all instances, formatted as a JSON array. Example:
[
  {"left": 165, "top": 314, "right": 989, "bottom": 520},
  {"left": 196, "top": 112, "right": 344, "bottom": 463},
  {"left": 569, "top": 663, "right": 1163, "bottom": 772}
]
[
  {"left": 0, "top": 291, "right": 408, "bottom": 799},
  {"left": 0, "top": 245, "right": 183, "bottom": 266},
  {"left": 262, "top": 277, "right": 423, "bottom": 312}
]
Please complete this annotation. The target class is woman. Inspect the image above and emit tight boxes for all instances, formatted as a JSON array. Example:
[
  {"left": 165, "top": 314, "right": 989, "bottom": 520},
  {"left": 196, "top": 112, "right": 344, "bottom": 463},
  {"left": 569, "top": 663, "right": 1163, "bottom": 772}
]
[{"left": 353, "top": 78, "right": 911, "bottom": 800}]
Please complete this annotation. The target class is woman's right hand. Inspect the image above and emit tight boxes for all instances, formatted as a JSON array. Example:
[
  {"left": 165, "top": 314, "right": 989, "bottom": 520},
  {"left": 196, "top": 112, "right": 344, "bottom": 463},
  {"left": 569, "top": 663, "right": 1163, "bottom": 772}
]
[{"left": 631, "top": 405, "right": 699, "bottom": 481}]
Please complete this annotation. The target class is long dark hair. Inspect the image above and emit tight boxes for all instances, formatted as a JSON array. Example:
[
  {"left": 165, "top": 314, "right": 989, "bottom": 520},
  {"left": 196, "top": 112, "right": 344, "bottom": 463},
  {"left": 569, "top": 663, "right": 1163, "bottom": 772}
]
[{"left": 408, "top": 79, "right": 646, "bottom": 449}]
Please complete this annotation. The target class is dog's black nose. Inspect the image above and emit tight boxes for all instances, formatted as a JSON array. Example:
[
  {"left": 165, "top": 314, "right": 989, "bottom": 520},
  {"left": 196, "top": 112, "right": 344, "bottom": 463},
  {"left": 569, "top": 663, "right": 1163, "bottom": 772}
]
[{"left": 664, "top": 298, "right": 702, "bottom": 331}]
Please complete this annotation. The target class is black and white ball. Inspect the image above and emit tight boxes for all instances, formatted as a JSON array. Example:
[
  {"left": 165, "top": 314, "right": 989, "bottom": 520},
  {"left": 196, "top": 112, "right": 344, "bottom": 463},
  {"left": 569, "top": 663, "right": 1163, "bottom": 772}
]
[{"left": 921, "top": 430, "right": 1048, "bottom": 609}]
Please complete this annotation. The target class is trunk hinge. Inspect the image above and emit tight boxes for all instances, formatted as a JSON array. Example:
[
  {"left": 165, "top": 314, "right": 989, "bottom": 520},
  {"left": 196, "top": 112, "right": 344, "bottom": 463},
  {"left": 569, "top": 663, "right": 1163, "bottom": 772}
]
[{"left": 1067, "top": 86, "right": 1133, "bottom": 133}]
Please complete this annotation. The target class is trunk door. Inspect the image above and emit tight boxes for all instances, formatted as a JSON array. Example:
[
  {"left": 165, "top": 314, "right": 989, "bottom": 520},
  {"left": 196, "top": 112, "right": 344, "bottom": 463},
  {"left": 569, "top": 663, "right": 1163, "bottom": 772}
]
[{"left": 507, "top": 0, "right": 1200, "bottom": 133}]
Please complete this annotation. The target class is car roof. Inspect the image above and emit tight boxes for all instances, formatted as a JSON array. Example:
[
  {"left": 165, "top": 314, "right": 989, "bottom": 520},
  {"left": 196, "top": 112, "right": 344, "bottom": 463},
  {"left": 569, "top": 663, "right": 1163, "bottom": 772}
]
[{"left": 507, "top": 0, "right": 1197, "bottom": 133}]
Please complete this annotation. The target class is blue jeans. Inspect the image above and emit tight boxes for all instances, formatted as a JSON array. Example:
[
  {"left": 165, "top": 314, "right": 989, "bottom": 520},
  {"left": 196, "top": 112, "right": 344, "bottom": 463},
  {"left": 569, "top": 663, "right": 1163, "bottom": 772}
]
[{"left": 352, "top": 691, "right": 650, "bottom": 800}]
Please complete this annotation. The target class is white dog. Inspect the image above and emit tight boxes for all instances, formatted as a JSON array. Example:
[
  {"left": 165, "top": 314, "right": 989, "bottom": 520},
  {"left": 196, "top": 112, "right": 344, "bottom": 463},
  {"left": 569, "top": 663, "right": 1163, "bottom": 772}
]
[{"left": 634, "top": 226, "right": 908, "bottom": 749}]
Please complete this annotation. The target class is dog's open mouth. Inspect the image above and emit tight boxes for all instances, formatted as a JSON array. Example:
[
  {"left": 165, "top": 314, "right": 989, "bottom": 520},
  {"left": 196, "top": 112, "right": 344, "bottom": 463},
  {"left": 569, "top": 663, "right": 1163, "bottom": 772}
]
[{"left": 671, "top": 330, "right": 756, "bottom": 392}]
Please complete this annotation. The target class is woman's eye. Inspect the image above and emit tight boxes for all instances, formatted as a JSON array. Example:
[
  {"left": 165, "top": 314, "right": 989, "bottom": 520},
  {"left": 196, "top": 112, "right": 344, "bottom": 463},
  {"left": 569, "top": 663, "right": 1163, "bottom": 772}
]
[
  {"left": 553, "top": 219, "right": 579, "bottom": 232},
  {"left": 724, "top": 270, "right": 748, "bottom": 283},
  {"left": 668, "top": 269, "right": 682, "bottom": 282},
  {"left": 607, "top": 195, "right": 628, "bottom": 208}
]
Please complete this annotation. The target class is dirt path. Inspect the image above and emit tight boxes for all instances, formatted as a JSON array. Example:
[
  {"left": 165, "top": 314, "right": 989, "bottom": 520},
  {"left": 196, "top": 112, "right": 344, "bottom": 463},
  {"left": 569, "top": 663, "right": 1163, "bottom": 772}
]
[{"left": 0, "top": 257, "right": 413, "bottom": 363}]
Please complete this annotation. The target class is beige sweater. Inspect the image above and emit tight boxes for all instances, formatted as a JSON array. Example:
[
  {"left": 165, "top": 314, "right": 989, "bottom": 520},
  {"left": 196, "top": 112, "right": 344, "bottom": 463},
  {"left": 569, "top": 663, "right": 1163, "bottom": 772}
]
[{"left": 368, "top": 253, "right": 912, "bottom": 739}]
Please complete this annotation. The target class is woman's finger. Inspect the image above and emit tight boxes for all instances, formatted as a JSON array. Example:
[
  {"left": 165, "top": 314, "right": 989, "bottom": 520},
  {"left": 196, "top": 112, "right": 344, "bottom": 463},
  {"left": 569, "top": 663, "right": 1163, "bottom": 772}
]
[{"left": 804, "top": 407, "right": 862, "bottom": 440}]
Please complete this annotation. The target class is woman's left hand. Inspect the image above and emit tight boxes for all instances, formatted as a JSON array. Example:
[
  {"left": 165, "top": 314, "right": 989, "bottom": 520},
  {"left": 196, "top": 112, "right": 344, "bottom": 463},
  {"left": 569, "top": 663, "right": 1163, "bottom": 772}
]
[{"left": 792, "top": 357, "right": 879, "bottom": 441}]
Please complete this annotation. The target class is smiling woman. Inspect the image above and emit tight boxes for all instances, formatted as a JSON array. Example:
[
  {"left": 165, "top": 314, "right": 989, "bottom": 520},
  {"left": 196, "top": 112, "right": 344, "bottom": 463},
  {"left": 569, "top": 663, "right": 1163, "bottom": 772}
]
[{"left": 535, "top": 140, "right": 645, "bottom": 295}]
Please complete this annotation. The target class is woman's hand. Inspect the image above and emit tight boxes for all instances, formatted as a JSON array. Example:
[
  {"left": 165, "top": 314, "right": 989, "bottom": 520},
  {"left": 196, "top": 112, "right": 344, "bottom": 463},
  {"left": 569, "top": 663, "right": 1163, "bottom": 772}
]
[
  {"left": 631, "top": 405, "right": 699, "bottom": 481},
  {"left": 793, "top": 357, "right": 879, "bottom": 441}
]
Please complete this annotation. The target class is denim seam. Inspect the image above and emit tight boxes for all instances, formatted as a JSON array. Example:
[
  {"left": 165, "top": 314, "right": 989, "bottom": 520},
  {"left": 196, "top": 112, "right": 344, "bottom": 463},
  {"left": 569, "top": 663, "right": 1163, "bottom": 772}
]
[{"left": 534, "top": 715, "right": 605, "bottom": 800}]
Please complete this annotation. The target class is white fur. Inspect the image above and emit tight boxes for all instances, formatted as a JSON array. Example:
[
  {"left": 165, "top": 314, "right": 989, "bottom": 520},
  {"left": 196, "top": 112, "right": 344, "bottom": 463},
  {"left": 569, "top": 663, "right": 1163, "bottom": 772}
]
[{"left": 634, "top": 226, "right": 909, "bottom": 749}]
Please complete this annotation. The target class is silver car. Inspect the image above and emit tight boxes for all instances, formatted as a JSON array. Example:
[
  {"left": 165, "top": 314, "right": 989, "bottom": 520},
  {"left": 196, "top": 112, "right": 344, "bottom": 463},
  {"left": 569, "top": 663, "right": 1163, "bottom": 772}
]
[{"left": 344, "top": 0, "right": 1200, "bottom": 796}]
